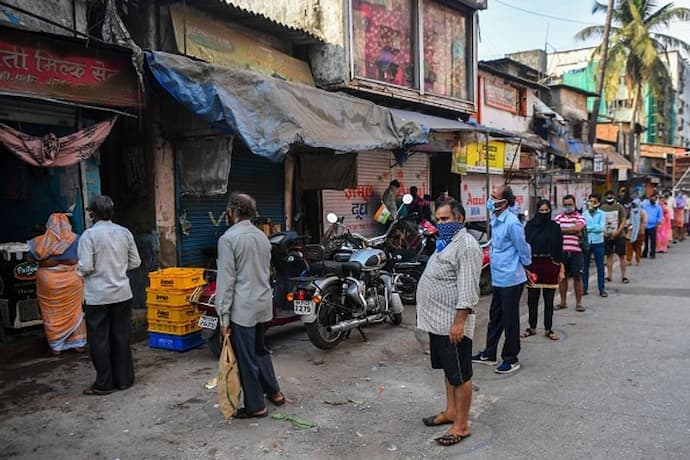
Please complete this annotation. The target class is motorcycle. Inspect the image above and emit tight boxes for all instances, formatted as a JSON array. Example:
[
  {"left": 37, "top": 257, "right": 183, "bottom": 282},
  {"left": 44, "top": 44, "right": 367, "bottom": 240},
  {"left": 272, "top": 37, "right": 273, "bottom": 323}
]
[
  {"left": 191, "top": 230, "right": 310, "bottom": 358},
  {"left": 288, "top": 213, "right": 405, "bottom": 350},
  {"left": 466, "top": 221, "right": 492, "bottom": 296}
]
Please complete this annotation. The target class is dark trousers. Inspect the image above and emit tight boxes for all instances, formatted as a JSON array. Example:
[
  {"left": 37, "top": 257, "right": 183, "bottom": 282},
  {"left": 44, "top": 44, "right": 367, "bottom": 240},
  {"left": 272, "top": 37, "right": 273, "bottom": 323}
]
[
  {"left": 484, "top": 284, "right": 524, "bottom": 364},
  {"left": 527, "top": 287, "right": 555, "bottom": 331},
  {"left": 643, "top": 226, "right": 657, "bottom": 257},
  {"left": 583, "top": 242, "right": 606, "bottom": 294},
  {"left": 84, "top": 300, "right": 134, "bottom": 391},
  {"left": 230, "top": 322, "right": 280, "bottom": 413}
]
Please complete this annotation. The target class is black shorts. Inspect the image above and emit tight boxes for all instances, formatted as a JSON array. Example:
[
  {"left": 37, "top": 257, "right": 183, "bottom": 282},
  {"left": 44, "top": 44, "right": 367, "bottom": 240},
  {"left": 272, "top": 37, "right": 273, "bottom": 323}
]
[
  {"left": 562, "top": 252, "right": 583, "bottom": 277},
  {"left": 429, "top": 334, "right": 473, "bottom": 386},
  {"left": 605, "top": 236, "right": 626, "bottom": 256}
]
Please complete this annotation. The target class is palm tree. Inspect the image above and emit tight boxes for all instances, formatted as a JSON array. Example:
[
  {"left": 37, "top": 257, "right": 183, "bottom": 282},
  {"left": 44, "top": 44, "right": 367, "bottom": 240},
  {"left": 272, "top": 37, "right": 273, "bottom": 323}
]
[{"left": 576, "top": 1, "right": 690, "bottom": 143}]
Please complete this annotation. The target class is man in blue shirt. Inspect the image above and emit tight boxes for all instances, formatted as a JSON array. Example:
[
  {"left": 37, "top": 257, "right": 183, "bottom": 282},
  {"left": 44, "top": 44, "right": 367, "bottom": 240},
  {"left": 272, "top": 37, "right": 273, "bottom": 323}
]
[
  {"left": 642, "top": 194, "right": 663, "bottom": 259},
  {"left": 472, "top": 186, "right": 532, "bottom": 374}
]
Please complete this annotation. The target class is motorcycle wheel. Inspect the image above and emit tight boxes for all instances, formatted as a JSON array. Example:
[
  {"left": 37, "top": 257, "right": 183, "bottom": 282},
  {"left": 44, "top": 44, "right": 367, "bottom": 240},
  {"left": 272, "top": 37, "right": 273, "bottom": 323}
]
[
  {"left": 480, "top": 267, "right": 493, "bottom": 296},
  {"left": 397, "top": 270, "right": 421, "bottom": 305},
  {"left": 207, "top": 326, "right": 222, "bottom": 359},
  {"left": 305, "top": 285, "right": 344, "bottom": 350}
]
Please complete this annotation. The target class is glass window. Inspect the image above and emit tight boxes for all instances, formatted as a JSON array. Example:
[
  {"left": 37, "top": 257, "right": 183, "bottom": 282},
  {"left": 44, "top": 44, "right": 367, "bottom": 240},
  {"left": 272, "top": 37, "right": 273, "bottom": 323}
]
[
  {"left": 422, "top": 2, "right": 469, "bottom": 99},
  {"left": 352, "top": 0, "right": 415, "bottom": 88}
]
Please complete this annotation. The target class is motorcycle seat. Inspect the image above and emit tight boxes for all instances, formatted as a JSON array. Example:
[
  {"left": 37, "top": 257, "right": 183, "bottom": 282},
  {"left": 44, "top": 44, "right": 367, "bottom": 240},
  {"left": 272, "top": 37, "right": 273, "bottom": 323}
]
[
  {"left": 395, "top": 262, "right": 421, "bottom": 270},
  {"left": 310, "top": 260, "right": 361, "bottom": 276}
]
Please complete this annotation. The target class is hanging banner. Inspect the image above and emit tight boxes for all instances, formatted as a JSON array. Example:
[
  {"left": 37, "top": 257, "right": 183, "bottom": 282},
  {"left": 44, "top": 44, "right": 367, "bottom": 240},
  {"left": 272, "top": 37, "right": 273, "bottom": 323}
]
[
  {"left": 453, "top": 140, "right": 505, "bottom": 175},
  {"left": 169, "top": 4, "right": 315, "bottom": 86},
  {"left": 0, "top": 26, "right": 141, "bottom": 107}
]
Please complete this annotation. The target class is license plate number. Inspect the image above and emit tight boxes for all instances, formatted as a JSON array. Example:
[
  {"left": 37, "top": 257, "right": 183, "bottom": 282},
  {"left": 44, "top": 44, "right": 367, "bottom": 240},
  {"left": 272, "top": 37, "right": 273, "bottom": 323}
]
[
  {"left": 198, "top": 315, "right": 218, "bottom": 329},
  {"left": 293, "top": 300, "right": 314, "bottom": 315}
]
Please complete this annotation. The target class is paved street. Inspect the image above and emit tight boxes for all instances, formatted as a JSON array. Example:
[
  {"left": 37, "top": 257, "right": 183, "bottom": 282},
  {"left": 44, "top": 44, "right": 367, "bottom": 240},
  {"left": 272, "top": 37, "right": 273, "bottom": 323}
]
[{"left": 2, "top": 242, "right": 690, "bottom": 459}]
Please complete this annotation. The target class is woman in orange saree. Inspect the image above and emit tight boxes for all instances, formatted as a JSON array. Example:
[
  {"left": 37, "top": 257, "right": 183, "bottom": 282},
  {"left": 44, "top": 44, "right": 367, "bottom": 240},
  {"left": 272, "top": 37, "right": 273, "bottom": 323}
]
[{"left": 28, "top": 213, "right": 86, "bottom": 354}]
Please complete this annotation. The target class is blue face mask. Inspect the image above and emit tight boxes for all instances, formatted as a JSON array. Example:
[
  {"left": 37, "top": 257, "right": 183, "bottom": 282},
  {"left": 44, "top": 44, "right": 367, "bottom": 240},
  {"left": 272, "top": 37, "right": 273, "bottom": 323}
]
[
  {"left": 486, "top": 198, "right": 496, "bottom": 213},
  {"left": 436, "top": 222, "right": 464, "bottom": 252}
]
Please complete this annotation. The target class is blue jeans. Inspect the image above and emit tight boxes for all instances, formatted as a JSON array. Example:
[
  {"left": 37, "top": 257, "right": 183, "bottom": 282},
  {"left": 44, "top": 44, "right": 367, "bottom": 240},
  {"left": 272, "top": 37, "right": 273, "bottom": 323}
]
[{"left": 583, "top": 242, "right": 605, "bottom": 294}]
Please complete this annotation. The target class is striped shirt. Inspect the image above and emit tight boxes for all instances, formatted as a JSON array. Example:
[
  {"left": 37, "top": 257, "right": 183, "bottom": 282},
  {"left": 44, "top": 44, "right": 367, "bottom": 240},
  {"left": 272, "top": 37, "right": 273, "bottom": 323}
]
[
  {"left": 555, "top": 212, "right": 586, "bottom": 253},
  {"left": 416, "top": 228, "right": 483, "bottom": 338},
  {"left": 77, "top": 220, "right": 141, "bottom": 305}
]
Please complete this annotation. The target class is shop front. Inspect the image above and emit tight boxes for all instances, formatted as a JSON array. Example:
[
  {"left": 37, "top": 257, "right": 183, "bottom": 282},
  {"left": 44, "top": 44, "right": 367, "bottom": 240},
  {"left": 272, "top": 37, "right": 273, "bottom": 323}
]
[{"left": 0, "top": 25, "right": 141, "bottom": 330}]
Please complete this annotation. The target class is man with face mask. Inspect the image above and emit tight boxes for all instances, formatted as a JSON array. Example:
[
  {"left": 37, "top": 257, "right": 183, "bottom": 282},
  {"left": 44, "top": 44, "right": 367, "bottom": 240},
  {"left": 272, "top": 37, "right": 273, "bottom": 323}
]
[
  {"left": 601, "top": 190, "right": 629, "bottom": 284},
  {"left": 417, "top": 200, "right": 483, "bottom": 446},
  {"left": 216, "top": 193, "right": 284, "bottom": 419},
  {"left": 472, "top": 186, "right": 531, "bottom": 374},
  {"left": 555, "top": 195, "right": 588, "bottom": 309},
  {"left": 642, "top": 194, "right": 663, "bottom": 259}
]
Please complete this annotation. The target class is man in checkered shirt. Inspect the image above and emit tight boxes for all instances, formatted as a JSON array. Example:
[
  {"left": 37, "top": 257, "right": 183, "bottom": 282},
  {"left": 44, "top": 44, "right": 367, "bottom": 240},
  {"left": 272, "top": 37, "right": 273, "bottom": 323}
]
[{"left": 417, "top": 200, "right": 483, "bottom": 446}]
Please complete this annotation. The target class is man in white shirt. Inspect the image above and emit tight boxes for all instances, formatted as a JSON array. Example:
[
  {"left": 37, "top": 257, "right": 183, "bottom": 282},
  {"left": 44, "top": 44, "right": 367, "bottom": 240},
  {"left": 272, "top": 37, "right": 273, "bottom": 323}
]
[{"left": 78, "top": 195, "right": 141, "bottom": 395}]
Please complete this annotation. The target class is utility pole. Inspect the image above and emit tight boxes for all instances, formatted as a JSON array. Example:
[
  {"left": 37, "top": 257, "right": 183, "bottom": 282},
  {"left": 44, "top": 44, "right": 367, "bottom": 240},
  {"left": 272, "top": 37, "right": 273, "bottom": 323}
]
[{"left": 588, "top": 0, "right": 614, "bottom": 145}]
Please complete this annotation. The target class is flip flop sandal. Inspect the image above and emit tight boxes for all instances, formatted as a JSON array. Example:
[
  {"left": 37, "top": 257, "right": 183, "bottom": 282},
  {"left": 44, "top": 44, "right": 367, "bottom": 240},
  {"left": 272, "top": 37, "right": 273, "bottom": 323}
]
[
  {"left": 545, "top": 330, "right": 560, "bottom": 341},
  {"left": 269, "top": 392, "right": 287, "bottom": 406},
  {"left": 422, "top": 411, "right": 453, "bottom": 427},
  {"left": 233, "top": 408, "right": 269, "bottom": 419},
  {"left": 520, "top": 328, "right": 537, "bottom": 338},
  {"left": 83, "top": 386, "right": 113, "bottom": 396},
  {"left": 622, "top": 278, "right": 630, "bottom": 284},
  {"left": 576, "top": 305, "right": 586, "bottom": 312},
  {"left": 554, "top": 304, "right": 568, "bottom": 310},
  {"left": 435, "top": 432, "right": 471, "bottom": 446},
  {"left": 606, "top": 277, "right": 612, "bottom": 282}
]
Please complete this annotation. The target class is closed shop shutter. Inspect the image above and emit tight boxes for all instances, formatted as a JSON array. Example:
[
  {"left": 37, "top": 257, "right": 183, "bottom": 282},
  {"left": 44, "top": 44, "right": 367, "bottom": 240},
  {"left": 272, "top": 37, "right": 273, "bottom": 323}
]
[
  {"left": 322, "top": 151, "right": 430, "bottom": 237},
  {"left": 177, "top": 143, "right": 285, "bottom": 267},
  {"left": 554, "top": 181, "right": 591, "bottom": 214}
]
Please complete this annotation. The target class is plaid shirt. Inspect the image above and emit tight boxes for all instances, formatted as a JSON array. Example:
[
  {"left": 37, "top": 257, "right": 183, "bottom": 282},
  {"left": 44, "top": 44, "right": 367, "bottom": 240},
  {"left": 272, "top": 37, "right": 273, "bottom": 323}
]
[{"left": 416, "top": 228, "right": 483, "bottom": 338}]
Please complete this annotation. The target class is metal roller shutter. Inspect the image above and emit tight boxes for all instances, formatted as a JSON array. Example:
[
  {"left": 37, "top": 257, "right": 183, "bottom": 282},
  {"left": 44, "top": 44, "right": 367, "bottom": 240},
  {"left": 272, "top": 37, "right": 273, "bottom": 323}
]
[
  {"left": 177, "top": 143, "right": 285, "bottom": 267},
  {"left": 322, "top": 151, "right": 430, "bottom": 237}
]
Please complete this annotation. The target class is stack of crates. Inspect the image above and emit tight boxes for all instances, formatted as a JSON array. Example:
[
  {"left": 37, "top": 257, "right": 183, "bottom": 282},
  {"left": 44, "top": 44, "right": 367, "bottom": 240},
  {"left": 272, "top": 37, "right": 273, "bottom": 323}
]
[{"left": 147, "top": 268, "right": 206, "bottom": 351}]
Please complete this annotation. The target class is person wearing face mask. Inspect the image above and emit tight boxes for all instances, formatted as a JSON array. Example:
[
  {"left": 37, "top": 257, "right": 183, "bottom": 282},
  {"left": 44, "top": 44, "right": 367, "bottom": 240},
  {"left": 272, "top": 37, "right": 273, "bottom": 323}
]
[
  {"left": 521, "top": 199, "right": 564, "bottom": 341},
  {"left": 217, "top": 193, "right": 285, "bottom": 419},
  {"left": 554, "top": 195, "right": 588, "bottom": 310},
  {"left": 625, "top": 198, "right": 647, "bottom": 265},
  {"left": 642, "top": 194, "right": 663, "bottom": 258},
  {"left": 472, "top": 186, "right": 531, "bottom": 374},
  {"left": 673, "top": 190, "right": 686, "bottom": 242},
  {"left": 417, "top": 200, "right": 483, "bottom": 446},
  {"left": 601, "top": 191, "right": 629, "bottom": 284},
  {"left": 582, "top": 193, "right": 607, "bottom": 298}
]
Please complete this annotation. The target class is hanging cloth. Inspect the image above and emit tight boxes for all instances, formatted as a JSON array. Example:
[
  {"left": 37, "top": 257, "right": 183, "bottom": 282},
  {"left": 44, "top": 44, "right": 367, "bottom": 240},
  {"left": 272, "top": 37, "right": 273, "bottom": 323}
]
[{"left": 0, "top": 117, "right": 117, "bottom": 168}]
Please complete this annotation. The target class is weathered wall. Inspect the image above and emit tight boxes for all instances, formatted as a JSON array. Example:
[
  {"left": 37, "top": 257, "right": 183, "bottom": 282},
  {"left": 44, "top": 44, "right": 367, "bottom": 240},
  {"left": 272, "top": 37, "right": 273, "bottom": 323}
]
[
  {"left": 507, "top": 49, "right": 546, "bottom": 74},
  {"left": 0, "top": 0, "right": 87, "bottom": 35},
  {"left": 479, "top": 72, "right": 535, "bottom": 133}
]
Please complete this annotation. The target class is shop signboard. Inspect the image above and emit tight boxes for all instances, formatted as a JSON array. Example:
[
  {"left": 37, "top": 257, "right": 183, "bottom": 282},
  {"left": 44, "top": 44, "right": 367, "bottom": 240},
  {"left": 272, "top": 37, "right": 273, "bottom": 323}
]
[
  {"left": 0, "top": 27, "right": 141, "bottom": 107},
  {"left": 484, "top": 78, "right": 518, "bottom": 113},
  {"left": 169, "top": 4, "right": 315, "bottom": 86},
  {"left": 461, "top": 175, "right": 529, "bottom": 222},
  {"left": 452, "top": 140, "right": 505, "bottom": 175}
]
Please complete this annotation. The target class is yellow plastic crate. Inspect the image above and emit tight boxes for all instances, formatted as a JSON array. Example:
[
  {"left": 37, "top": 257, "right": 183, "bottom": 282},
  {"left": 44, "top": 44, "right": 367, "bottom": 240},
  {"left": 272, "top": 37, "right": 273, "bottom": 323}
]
[
  {"left": 146, "top": 304, "right": 199, "bottom": 323},
  {"left": 149, "top": 268, "right": 205, "bottom": 290},
  {"left": 145, "top": 288, "right": 195, "bottom": 307},
  {"left": 147, "top": 318, "right": 201, "bottom": 336}
]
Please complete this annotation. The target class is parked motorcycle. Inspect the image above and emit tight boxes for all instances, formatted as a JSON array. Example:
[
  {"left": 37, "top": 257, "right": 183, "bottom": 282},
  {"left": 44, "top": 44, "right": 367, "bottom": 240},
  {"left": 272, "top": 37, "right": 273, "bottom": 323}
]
[
  {"left": 289, "top": 213, "right": 405, "bottom": 350},
  {"left": 191, "top": 230, "right": 311, "bottom": 358},
  {"left": 466, "top": 221, "right": 492, "bottom": 296}
]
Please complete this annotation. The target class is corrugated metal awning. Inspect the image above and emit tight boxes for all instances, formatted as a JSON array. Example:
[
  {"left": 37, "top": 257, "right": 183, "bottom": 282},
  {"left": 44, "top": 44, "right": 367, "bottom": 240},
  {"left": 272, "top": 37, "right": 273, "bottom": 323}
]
[{"left": 595, "top": 143, "right": 632, "bottom": 170}]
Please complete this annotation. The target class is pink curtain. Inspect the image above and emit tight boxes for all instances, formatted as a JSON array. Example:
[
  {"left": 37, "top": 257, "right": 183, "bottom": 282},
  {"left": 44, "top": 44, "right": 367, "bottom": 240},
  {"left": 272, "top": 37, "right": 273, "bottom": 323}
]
[{"left": 0, "top": 117, "right": 117, "bottom": 167}]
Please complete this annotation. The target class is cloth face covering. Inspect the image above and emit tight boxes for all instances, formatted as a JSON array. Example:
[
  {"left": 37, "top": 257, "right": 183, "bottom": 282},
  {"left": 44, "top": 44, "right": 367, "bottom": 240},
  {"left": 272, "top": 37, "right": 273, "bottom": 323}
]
[{"left": 435, "top": 222, "right": 464, "bottom": 252}]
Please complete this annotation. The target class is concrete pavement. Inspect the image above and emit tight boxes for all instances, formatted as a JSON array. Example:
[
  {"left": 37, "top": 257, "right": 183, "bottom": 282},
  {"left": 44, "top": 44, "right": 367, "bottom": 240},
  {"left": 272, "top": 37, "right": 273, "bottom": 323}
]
[{"left": 1, "top": 241, "right": 689, "bottom": 459}]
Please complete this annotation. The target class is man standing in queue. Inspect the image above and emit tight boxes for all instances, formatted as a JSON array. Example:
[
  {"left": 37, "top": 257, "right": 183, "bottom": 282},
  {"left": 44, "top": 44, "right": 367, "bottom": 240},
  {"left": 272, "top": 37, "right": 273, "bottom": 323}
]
[
  {"left": 472, "top": 185, "right": 532, "bottom": 374},
  {"left": 417, "top": 200, "right": 483, "bottom": 446},
  {"left": 217, "top": 193, "right": 285, "bottom": 419}
]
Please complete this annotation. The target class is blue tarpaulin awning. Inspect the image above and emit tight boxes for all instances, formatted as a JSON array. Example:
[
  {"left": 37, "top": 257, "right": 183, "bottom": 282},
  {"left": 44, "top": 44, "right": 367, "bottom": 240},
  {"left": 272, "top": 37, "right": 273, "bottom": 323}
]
[{"left": 145, "top": 51, "right": 427, "bottom": 162}]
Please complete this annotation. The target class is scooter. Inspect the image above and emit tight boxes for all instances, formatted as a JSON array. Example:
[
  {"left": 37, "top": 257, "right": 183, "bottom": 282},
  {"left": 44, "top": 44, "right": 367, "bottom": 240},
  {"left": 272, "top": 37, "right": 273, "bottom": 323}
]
[{"left": 191, "top": 231, "right": 310, "bottom": 358}]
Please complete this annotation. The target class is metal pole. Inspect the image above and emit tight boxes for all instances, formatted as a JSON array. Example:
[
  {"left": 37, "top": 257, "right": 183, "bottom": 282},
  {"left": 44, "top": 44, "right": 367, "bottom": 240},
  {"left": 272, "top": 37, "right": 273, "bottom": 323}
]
[{"left": 485, "top": 131, "right": 491, "bottom": 239}]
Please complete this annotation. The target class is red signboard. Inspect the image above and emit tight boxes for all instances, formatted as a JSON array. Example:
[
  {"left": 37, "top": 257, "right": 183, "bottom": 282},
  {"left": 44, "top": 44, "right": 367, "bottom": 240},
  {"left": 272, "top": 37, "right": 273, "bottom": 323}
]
[
  {"left": 484, "top": 78, "right": 518, "bottom": 113},
  {"left": 0, "top": 27, "right": 141, "bottom": 108}
]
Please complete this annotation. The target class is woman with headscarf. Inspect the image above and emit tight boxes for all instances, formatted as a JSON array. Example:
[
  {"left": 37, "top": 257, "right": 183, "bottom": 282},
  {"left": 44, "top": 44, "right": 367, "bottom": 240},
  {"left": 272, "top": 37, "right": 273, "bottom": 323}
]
[
  {"left": 28, "top": 213, "right": 86, "bottom": 355},
  {"left": 625, "top": 198, "right": 647, "bottom": 265},
  {"left": 521, "top": 199, "right": 564, "bottom": 341}
]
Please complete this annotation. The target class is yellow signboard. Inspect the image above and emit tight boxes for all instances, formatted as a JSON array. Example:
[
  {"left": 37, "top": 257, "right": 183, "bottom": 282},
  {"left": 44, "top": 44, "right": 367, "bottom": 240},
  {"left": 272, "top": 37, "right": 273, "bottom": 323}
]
[
  {"left": 169, "top": 5, "right": 315, "bottom": 86},
  {"left": 452, "top": 141, "right": 505, "bottom": 175}
]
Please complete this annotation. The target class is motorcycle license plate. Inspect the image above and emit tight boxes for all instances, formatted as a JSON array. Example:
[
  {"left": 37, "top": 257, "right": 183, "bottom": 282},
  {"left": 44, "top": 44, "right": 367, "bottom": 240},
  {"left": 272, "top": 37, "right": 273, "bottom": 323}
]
[
  {"left": 293, "top": 300, "right": 314, "bottom": 315},
  {"left": 198, "top": 315, "right": 218, "bottom": 330}
]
